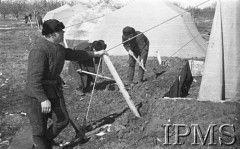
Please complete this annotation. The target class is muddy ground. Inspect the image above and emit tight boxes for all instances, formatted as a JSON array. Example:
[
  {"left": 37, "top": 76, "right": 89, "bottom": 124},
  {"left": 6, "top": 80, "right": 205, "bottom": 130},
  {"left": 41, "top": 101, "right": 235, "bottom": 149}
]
[
  {"left": 57, "top": 56, "right": 240, "bottom": 149},
  {"left": 0, "top": 19, "right": 240, "bottom": 149}
]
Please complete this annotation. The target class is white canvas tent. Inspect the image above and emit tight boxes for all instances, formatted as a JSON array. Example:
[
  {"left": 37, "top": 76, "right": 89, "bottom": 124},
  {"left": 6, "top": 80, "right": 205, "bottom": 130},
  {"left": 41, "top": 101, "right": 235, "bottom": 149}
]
[
  {"left": 43, "top": 4, "right": 71, "bottom": 23},
  {"left": 198, "top": 0, "right": 240, "bottom": 102},
  {"left": 53, "top": 3, "right": 89, "bottom": 26},
  {"left": 42, "top": 3, "right": 96, "bottom": 40},
  {"left": 64, "top": 2, "right": 115, "bottom": 40},
  {"left": 64, "top": 9, "right": 104, "bottom": 40},
  {"left": 42, "top": 1, "right": 134, "bottom": 42},
  {"left": 89, "top": 0, "right": 207, "bottom": 58}
]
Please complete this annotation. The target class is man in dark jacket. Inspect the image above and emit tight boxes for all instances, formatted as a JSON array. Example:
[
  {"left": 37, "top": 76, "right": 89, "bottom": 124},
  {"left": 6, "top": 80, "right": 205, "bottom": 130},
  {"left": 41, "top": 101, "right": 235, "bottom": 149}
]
[
  {"left": 24, "top": 19, "right": 107, "bottom": 149},
  {"left": 68, "top": 40, "right": 107, "bottom": 96},
  {"left": 29, "top": 13, "right": 32, "bottom": 20},
  {"left": 36, "top": 12, "right": 43, "bottom": 30},
  {"left": 122, "top": 26, "right": 149, "bottom": 87},
  {"left": 24, "top": 14, "right": 28, "bottom": 25}
]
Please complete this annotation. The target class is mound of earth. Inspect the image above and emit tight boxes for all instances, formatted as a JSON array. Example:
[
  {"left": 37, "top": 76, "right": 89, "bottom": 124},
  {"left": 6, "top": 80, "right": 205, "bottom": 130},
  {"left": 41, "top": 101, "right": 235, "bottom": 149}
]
[{"left": 54, "top": 56, "right": 240, "bottom": 149}]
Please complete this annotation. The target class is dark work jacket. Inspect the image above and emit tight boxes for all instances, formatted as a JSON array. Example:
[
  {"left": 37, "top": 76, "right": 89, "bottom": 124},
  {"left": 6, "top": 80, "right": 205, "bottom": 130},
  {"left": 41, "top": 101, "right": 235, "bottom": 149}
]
[
  {"left": 68, "top": 42, "right": 100, "bottom": 87},
  {"left": 72, "top": 42, "right": 99, "bottom": 73},
  {"left": 122, "top": 31, "right": 149, "bottom": 59},
  {"left": 36, "top": 15, "right": 43, "bottom": 25},
  {"left": 24, "top": 38, "right": 94, "bottom": 102}
]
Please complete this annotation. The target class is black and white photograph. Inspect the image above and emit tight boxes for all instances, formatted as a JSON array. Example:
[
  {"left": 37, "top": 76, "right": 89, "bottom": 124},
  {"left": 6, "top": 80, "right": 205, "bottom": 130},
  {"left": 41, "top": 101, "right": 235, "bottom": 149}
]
[{"left": 0, "top": 0, "right": 239, "bottom": 148}]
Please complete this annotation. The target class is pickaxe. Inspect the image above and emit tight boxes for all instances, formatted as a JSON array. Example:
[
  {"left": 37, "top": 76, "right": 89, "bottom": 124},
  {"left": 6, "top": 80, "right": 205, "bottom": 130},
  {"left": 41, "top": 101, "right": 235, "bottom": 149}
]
[{"left": 76, "top": 69, "right": 114, "bottom": 80}]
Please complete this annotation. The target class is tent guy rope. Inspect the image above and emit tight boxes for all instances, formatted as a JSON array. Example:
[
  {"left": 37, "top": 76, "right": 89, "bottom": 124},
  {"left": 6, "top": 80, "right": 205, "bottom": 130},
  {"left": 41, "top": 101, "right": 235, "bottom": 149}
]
[
  {"left": 170, "top": 34, "right": 201, "bottom": 57},
  {"left": 106, "top": 0, "right": 211, "bottom": 53},
  {"left": 85, "top": 57, "right": 102, "bottom": 120},
  {"left": 63, "top": 0, "right": 210, "bottom": 35},
  {"left": 65, "top": 15, "right": 105, "bottom": 29},
  {"left": 1, "top": 0, "right": 210, "bottom": 55}
]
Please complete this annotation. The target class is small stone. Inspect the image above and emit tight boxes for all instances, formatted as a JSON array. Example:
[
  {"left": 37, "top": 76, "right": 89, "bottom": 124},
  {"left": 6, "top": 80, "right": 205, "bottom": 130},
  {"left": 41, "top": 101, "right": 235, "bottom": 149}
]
[
  {"left": 146, "top": 94, "right": 151, "bottom": 98},
  {"left": 20, "top": 112, "right": 27, "bottom": 116},
  {"left": 119, "top": 125, "right": 126, "bottom": 130},
  {"left": 91, "top": 124, "right": 97, "bottom": 129}
]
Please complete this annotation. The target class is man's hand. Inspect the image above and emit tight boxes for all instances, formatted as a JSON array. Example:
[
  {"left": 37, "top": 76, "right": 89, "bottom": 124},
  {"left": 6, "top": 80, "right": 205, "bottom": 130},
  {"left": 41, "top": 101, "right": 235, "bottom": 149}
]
[
  {"left": 94, "top": 50, "right": 108, "bottom": 57},
  {"left": 128, "top": 50, "right": 133, "bottom": 56},
  {"left": 137, "top": 56, "right": 141, "bottom": 62},
  {"left": 139, "top": 59, "right": 146, "bottom": 71},
  {"left": 140, "top": 59, "right": 144, "bottom": 66},
  {"left": 41, "top": 100, "right": 51, "bottom": 113},
  {"left": 77, "top": 69, "right": 82, "bottom": 73}
]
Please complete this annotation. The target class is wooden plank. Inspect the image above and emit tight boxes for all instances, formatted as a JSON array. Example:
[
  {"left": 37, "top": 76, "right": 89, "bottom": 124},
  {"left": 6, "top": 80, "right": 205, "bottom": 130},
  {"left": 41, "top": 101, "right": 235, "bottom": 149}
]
[{"left": 103, "top": 55, "right": 140, "bottom": 117}]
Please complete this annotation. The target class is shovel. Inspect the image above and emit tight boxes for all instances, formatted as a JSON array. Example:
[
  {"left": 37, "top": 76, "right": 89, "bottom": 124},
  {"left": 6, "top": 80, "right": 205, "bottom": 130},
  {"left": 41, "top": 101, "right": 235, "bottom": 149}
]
[
  {"left": 129, "top": 52, "right": 147, "bottom": 71},
  {"left": 69, "top": 118, "right": 86, "bottom": 140}
]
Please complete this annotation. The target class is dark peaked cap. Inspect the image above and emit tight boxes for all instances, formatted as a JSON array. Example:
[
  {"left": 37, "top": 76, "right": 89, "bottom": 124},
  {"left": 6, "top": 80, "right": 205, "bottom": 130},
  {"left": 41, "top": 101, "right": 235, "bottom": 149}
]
[
  {"left": 92, "top": 40, "right": 107, "bottom": 51},
  {"left": 42, "top": 19, "right": 65, "bottom": 35}
]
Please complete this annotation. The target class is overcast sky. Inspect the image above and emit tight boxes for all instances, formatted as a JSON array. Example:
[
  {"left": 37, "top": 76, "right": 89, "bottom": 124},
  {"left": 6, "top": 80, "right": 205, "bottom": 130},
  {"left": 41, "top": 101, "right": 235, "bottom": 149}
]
[
  {"left": 1, "top": 0, "right": 217, "bottom": 9},
  {"left": 167, "top": 0, "right": 217, "bottom": 8}
]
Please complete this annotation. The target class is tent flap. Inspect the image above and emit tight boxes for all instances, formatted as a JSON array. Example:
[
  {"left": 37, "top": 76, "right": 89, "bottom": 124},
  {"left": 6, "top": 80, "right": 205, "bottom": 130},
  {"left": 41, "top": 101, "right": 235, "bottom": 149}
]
[{"left": 199, "top": 0, "right": 240, "bottom": 102}]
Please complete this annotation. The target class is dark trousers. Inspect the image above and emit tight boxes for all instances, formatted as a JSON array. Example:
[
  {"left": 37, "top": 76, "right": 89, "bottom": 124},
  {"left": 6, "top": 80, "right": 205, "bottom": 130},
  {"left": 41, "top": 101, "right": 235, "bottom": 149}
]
[
  {"left": 25, "top": 95, "right": 69, "bottom": 149},
  {"left": 127, "top": 51, "right": 148, "bottom": 83},
  {"left": 68, "top": 62, "right": 94, "bottom": 92},
  {"left": 78, "top": 73, "right": 94, "bottom": 92}
]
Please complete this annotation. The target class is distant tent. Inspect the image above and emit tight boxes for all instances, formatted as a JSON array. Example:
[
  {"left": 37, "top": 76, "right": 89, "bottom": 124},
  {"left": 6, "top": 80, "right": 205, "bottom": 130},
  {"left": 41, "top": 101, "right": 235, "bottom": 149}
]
[
  {"left": 64, "top": 2, "right": 115, "bottom": 41},
  {"left": 89, "top": 0, "right": 207, "bottom": 58},
  {"left": 53, "top": 3, "right": 89, "bottom": 26},
  {"left": 198, "top": 0, "right": 240, "bottom": 102},
  {"left": 43, "top": 4, "right": 71, "bottom": 23},
  {"left": 64, "top": 9, "right": 102, "bottom": 40}
]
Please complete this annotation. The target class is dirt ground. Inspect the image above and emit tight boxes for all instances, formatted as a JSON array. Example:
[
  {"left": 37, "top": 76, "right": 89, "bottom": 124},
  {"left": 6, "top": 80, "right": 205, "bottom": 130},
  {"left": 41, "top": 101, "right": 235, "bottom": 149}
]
[
  {"left": 0, "top": 19, "right": 240, "bottom": 149},
  {"left": 57, "top": 56, "right": 240, "bottom": 149}
]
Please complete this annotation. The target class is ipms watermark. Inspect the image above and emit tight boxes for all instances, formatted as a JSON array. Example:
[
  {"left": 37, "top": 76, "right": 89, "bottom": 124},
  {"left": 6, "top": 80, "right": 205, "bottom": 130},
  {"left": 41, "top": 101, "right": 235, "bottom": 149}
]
[{"left": 162, "top": 124, "right": 236, "bottom": 146}]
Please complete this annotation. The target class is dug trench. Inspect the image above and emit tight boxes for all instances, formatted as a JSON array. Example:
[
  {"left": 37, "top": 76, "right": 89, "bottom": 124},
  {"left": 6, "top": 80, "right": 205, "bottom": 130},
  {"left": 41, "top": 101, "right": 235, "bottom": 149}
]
[
  {"left": 50, "top": 56, "right": 240, "bottom": 149},
  {"left": 8, "top": 55, "right": 240, "bottom": 149}
]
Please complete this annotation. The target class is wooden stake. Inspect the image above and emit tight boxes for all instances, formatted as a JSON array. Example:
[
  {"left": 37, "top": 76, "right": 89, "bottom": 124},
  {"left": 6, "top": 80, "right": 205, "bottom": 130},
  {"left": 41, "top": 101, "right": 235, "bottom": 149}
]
[
  {"left": 103, "top": 55, "right": 141, "bottom": 117},
  {"left": 156, "top": 50, "right": 162, "bottom": 65}
]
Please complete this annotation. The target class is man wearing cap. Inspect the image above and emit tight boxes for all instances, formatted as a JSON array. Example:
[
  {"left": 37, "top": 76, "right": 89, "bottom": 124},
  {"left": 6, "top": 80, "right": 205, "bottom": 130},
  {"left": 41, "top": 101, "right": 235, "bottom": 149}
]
[
  {"left": 24, "top": 19, "right": 107, "bottom": 149},
  {"left": 122, "top": 26, "right": 149, "bottom": 88},
  {"left": 24, "top": 14, "right": 29, "bottom": 25},
  {"left": 68, "top": 40, "right": 107, "bottom": 96},
  {"left": 36, "top": 12, "right": 43, "bottom": 30}
]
